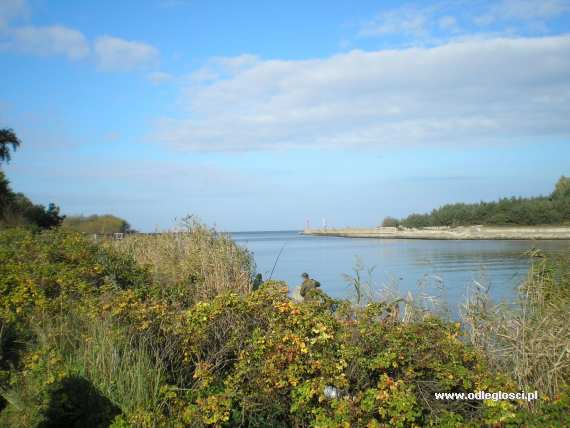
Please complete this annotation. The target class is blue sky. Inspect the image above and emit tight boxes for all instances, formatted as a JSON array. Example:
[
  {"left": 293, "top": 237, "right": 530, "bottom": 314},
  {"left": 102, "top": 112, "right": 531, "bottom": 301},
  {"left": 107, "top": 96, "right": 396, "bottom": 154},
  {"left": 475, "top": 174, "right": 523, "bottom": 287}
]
[{"left": 1, "top": 0, "right": 569, "bottom": 231}]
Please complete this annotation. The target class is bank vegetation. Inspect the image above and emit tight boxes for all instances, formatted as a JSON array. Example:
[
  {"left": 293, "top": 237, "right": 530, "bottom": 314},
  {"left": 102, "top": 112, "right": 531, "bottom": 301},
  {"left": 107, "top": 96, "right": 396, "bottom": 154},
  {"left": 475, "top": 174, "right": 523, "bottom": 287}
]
[{"left": 0, "top": 221, "right": 569, "bottom": 427}]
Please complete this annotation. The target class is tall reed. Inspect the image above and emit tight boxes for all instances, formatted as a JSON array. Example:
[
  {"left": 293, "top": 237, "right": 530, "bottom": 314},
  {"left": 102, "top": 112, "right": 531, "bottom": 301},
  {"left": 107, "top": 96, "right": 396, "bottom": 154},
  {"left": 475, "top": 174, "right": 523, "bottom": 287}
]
[
  {"left": 462, "top": 251, "right": 570, "bottom": 403},
  {"left": 111, "top": 216, "right": 254, "bottom": 304}
]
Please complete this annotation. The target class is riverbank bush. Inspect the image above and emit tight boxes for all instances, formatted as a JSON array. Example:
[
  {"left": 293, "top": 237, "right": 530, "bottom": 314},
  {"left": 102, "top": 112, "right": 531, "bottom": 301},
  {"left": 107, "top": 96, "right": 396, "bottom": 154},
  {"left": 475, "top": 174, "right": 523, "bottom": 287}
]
[{"left": 1, "top": 226, "right": 569, "bottom": 426}]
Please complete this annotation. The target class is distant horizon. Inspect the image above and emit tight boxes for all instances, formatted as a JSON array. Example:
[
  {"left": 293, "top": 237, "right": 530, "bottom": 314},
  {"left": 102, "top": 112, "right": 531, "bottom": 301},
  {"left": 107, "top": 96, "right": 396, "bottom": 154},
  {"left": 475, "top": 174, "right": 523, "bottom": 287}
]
[
  {"left": 63, "top": 174, "right": 568, "bottom": 233},
  {"left": 229, "top": 229, "right": 302, "bottom": 234}
]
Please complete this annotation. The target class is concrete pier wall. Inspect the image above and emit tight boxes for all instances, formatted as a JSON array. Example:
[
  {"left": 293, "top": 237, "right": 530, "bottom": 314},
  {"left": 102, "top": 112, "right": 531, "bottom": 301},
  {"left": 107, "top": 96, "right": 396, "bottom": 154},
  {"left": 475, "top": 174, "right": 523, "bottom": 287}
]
[{"left": 302, "top": 226, "right": 570, "bottom": 240}]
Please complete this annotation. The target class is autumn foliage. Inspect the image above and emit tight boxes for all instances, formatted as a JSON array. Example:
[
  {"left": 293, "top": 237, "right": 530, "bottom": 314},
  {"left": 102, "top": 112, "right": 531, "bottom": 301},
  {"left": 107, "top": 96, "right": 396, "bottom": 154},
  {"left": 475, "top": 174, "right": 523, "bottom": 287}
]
[{"left": 1, "top": 227, "right": 569, "bottom": 427}]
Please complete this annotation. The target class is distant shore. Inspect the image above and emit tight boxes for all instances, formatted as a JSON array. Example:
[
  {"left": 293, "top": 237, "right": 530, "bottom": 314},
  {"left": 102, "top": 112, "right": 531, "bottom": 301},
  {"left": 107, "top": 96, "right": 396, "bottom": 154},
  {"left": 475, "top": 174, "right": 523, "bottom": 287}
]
[{"left": 302, "top": 225, "right": 570, "bottom": 240}]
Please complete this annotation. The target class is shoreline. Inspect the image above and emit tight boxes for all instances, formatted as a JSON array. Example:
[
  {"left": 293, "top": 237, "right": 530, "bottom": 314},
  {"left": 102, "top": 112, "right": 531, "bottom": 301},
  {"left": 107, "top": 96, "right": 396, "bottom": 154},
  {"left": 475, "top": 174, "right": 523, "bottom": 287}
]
[{"left": 301, "top": 225, "right": 570, "bottom": 240}]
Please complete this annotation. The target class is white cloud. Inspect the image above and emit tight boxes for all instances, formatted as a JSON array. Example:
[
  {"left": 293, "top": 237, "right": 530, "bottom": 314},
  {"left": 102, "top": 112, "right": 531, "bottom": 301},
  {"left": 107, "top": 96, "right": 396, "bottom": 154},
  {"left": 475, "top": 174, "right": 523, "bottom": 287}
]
[
  {"left": 359, "top": 5, "right": 429, "bottom": 38},
  {"left": 484, "top": 0, "right": 569, "bottom": 22},
  {"left": 0, "top": 0, "right": 28, "bottom": 27},
  {"left": 2, "top": 25, "right": 89, "bottom": 59},
  {"left": 213, "top": 53, "right": 259, "bottom": 70},
  {"left": 94, "top": 36, "right": 159, "bottom": 71},
  {"left": 188, "top": 67, "right": 219, "bottom": 83},
  {"left": 188, "top": 54, "right": 260, "bottom": 83},
  {"left": 359, "top": 1, "right": 570, "bottom": 43},
  {"left": 1, "top": 1, "right": 159, "bottom": 72},
  {"left": 475, "top": 0, "right": 570, "bottom": 28},
  {"left": 147, "top": 71, "right": 173, "bottom": 84},
  {"left": 438, "top": 15, "right": 459, "bottom": 32},
  {"left": 154, "top": 35, "right": 570, "bottom": 152}
]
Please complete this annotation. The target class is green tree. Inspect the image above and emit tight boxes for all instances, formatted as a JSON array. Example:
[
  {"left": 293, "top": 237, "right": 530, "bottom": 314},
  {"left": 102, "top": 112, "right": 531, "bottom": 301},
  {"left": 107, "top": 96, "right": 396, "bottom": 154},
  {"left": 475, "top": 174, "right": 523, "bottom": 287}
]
[
  {"left": 0, "top": 129, "right": 64, "bottom": 229},
  {"left": 0, "top": 128, "right": 21, "bottom": 164},
  {"left": 552, "top": 176, "right": 570, "bottom": 200},
  {"left": 62, "top": 214, "right": 131, "bottom": 234},
  {"left": 397, "top": 177, "right": 570, "bottom": 227},
  {"left": 381, "top": 216, "right": 400, "bottom": 227},
  {"left": 0, "top": 171, "right": 15, "bottom": 213},
  {"left": 5, "top": 193, "right": 65, "bottom": 229},
  {"left": 1, "top": 172, "right": 64, "bottom": 229}
]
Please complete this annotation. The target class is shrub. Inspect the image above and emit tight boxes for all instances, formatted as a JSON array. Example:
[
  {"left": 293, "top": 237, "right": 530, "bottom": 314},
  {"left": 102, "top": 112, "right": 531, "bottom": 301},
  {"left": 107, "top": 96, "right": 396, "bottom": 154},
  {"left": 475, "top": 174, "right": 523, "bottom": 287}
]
[
  {"left": 147, "top": 284, "right": 517, "bottom": 427},
  {"left": 0, "top": 228, "right": 150, "bottom": 324}
]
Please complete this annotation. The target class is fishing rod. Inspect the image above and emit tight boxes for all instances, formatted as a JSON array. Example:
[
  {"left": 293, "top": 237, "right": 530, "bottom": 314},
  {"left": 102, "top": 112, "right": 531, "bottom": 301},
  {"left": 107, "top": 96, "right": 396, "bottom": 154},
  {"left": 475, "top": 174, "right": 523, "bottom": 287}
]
[{"left": 268, "top": 241, "right": 287, "bottom": 281}]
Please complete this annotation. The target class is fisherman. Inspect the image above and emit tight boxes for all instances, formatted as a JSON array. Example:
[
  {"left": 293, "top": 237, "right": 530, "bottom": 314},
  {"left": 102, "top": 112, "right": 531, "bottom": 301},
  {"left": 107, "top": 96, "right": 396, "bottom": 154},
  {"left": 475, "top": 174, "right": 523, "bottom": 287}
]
[
  {"left": 252, "top": 273, "right": 263, "bottom": 291},
  {"left": 299, "top": 272, "right": 322, "bottom": 301}
]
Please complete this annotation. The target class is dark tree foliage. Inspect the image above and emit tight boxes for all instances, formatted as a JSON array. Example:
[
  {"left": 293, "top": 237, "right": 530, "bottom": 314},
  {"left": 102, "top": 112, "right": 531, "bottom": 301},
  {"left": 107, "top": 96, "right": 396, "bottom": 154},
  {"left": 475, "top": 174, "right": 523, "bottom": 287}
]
[
  {"left": 396, "top": 176, "right": 570, "bottom": 228},
  {"left": 0, "top": 171, "right": 64, "bottom": 229},
  {"left": 0, "top": 128, "right": 64, "bottom": 229},
  {"left": 13, "top": 194, "right": 65, "bottom": 229},
  {"left": 0, "top": 128, "right": 21, "bottom": 164},
  {"left": 0, "top": 171, "right": 15, "bottom": 213}
]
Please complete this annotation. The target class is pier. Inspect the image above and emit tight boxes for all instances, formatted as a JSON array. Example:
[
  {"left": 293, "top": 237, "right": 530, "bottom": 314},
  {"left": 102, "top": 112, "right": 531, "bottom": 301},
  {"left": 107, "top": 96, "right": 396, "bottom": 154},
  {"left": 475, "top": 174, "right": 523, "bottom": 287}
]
[{"left": 302, "top": 225, "right": 570, "bottom": 240}]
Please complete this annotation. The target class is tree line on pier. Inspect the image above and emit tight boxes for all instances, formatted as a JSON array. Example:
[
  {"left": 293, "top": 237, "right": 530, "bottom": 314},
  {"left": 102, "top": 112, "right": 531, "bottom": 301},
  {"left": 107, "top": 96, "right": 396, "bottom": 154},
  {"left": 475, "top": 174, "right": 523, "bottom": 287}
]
[{"left": 383, "top": 176, "right": 570, "bottom": 228}]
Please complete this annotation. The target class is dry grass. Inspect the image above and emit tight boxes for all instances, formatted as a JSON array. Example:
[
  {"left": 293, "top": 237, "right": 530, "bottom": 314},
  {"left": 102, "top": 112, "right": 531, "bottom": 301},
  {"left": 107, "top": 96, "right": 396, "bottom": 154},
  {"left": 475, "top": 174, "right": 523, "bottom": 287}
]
[
  {"left": 110, "top": 216, "right": 254, "bottom": 304},
  {"left": 462, "top": 251, "right": 570, "bottom": 402}
]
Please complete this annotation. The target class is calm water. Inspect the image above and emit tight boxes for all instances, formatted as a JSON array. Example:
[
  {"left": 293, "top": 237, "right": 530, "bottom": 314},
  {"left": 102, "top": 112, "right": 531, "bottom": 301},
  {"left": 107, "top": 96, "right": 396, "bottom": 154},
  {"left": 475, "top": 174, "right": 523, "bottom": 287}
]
[{"left": 231, "top": 231, "right": 570, "bottom": 314}]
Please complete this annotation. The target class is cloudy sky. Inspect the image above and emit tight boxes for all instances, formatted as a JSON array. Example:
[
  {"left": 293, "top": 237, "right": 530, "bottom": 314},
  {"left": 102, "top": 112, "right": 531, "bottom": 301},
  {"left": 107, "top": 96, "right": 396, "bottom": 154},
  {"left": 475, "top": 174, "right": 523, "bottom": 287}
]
[{"left": 1, "top": 0, "right": 569, "bottom": 231}]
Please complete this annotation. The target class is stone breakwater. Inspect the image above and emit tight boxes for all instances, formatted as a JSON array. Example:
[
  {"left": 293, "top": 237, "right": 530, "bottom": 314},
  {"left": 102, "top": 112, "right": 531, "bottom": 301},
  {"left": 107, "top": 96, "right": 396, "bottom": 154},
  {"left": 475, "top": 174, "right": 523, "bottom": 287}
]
[{"left": 302, "top": 226, "right": 570, "bottom": 240}]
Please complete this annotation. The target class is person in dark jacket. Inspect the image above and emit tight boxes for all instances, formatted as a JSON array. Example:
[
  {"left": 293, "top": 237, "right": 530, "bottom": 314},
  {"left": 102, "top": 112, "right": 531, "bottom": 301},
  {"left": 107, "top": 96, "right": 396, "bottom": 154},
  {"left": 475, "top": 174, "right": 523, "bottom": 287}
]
[
  {"left": 252, "top": 273, "right": 263, "bottom": 291},
  {"left": 299, "top": 272, "right": 322, "bottom": 301}
]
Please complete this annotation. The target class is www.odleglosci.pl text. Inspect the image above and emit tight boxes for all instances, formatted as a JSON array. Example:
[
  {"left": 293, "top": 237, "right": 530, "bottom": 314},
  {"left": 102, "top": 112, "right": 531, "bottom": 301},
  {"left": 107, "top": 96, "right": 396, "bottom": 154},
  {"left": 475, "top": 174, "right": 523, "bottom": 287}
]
[{"left": 434, "top": 391, "right": 538, "bottom": 402}]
